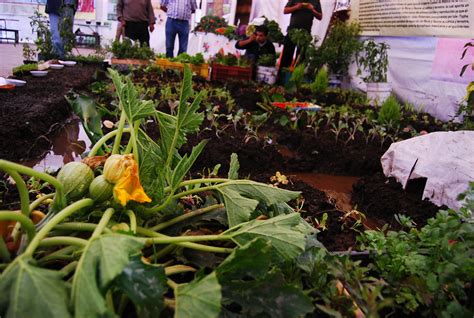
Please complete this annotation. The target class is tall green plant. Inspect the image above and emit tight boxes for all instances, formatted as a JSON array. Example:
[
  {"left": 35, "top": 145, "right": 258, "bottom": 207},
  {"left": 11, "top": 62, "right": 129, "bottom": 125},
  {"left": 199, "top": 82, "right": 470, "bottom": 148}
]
[
  {"left": 314, "top": 21, "right": 362, "bottom": 77},
  {"left": 30, "top": 10, "right": 54, "bottom": 60},
  {"left": 378, "top": 95, "right": 401, "bottom": 126},
  {"left": 310, "top": 67, "right": 329, "bottom": 96},
  {"left": 357, "top": 40, "right": 390, "bottom": 83}
]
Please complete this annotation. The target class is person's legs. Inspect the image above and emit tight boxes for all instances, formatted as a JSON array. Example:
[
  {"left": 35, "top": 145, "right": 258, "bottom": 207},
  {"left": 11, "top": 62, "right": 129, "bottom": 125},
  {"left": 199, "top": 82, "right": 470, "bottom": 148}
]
[
  {"left": 137, "top": 22, "right": 150, "bottom": 47},
  {"left": 165, "top": 18, "right": 178, "bottom": 57},
  {"left": 59, "top": 5, "right": 75, "bottom": 57},
  {"left": 176, "top": 20, "right": 189, "bottom": 55},
  {"left": 280, "top": 34, "right": 296, "bottom": 69},
  {"left": 49, "top": 13, "right": 63, "bottom": 58}
]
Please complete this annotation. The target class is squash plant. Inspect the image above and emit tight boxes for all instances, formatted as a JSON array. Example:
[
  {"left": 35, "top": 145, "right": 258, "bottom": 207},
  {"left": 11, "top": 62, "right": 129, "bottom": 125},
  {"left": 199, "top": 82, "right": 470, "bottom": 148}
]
[{"left": 0, "top": 66, "right": 315, "bottom": 317}]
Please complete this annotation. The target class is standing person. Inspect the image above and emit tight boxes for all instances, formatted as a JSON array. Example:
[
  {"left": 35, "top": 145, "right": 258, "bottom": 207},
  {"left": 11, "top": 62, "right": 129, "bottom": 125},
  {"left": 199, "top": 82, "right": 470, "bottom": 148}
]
[
  {"left": 116, "top": 0, "right": 156, "bottom": 47},
  {"left": 160, "top": 0, "right": 197, "bottom": 58},
  {"left": 235, "top": 25, "right": 275, "bottom": 64},
  {"left": 45, "top": 0, "right": 77, "bottom": 59},
  {"left": 280, "top": 0, "right": 323, "bottom": 69}
]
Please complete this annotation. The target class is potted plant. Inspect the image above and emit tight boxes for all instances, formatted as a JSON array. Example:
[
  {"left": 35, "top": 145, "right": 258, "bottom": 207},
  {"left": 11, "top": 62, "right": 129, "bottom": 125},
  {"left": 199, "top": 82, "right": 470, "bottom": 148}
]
[
  {"left": 22, "top": 41, "right": 37, "bottom": 64},
  {"left": 256, "top": 54, "right": 277, "bottom": 84},
  {"left": 313, "top": 21, "right": 362, "bottom": 87},
  {"left": 357, "top": 39, "right": 391, "bottom": 106}
]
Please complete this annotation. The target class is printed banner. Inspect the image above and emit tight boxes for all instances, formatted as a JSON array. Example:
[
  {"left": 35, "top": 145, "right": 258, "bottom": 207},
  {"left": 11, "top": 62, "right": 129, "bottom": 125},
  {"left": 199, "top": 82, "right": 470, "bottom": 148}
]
[
  {"left": 431, "top": 38, "right": 474, "bottom": 84},
  {"left": 76, "top": 0, "right": 95, "bottom": 20},
  {"left": 350, "top": 0, "right": 474, "bottom": 38}
]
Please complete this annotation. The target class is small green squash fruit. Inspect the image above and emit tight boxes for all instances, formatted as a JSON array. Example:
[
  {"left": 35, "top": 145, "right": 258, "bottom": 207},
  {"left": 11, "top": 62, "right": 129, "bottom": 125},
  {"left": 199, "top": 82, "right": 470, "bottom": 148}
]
[
  {"left": 89, "top": 175, "right": 114, "bottom": 203},
  {"left": 57, "top": 162, "right": 94, "bottom": 201}
]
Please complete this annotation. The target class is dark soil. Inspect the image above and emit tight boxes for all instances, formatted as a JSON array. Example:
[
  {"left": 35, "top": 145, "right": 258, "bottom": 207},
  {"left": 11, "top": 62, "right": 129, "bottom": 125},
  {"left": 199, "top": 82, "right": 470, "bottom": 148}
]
[
  {"left": 0, "top": 67, "right": 449, "bottom": 251},
  {"left": 0, "top": 65, "right": 99, "bottom": 162},
  {"left": 352, "top": 174, "right": 443, "bottom": 230}
]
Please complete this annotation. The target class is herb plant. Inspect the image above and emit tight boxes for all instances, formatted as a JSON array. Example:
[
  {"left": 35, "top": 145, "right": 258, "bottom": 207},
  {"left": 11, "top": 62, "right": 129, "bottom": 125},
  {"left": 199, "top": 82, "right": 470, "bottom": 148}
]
[
  {"left": 257, "top": 54, "right": 276, "bottom": 67},
  {"left": 357, "top": 40, "right": 390, "bottom": 83},
  {"left": 378, "top": 95, "right": 401, "bottom": 126},
  {"left": 110, "top": 38, "right": 155, "bottom": 60}
]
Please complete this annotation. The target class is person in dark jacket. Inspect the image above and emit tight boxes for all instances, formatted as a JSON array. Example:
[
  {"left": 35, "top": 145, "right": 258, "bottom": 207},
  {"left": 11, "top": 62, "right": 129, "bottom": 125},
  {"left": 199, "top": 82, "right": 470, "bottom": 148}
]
[
  {"left": 116, "top": 0, "right": 156, "bottom": 47},
  {"left": 235, "top": 25, "right": 275, "bottom": 64},
  {"left": 45, "top": 0, "right": 77, "bottom": 58},
  {"left": 280, "top": 0, "right": 322, "bottom": 68}
]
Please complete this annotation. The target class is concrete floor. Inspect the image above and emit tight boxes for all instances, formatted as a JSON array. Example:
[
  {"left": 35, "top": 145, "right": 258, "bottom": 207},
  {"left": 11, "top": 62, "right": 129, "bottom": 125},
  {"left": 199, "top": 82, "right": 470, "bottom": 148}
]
[
  {"left": 0, "top": 44, "right": 96, "bottom": 77},
  {"left": 0, "top": 44, "right": 23, "bottom": 77}
]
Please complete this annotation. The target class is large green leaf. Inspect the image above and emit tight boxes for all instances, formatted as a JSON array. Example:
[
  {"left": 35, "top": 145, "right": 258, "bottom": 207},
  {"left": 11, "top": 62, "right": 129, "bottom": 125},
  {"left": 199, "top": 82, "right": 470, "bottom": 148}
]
[
  {"left": 114, "top": 255, "right": 167, "bottom": 318},
  {"left": 66, "top": 92, "right": 103, "bottom": 143},
  {"left": 216, "top": 238, "right": 272, "bottom": 281},
  {"left": 160, "top": 66, "right": 204, "bottom": 167},
  {"left": 216, "top": 186, "right": 259, "bottom": 227},
  {"left": 71, "top": 234, "right": 145, "bottom": 317},
  {"left": 222, "top": 270, "right": 313, "bottom": 318},
  {"left": 175, "top": 272, "right": 222, "bottom": 318},
  {"left": 0, "top": 255, "right": 71, "bottom": 318},
  {"left": 216, "top": 181, "right": 300, "bottom": 227},
  {"left": 227, "top": 214, "right": 311, "bottom": 261},
  {"left": 171, "top": 140, "right": 207, "bottom": 190},
  {"left": 137, "top": 129, "right": 166, "bottom": 201},
  {"left": 227, "top": 153, "right": 239, "bottom": 180},
  {"left": 109, "top": 69, "right": 156, "bottom": 121}
]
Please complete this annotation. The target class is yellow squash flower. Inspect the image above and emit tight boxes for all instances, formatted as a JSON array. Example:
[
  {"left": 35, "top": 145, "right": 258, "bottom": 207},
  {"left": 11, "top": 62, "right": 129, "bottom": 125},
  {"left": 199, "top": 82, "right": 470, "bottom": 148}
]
[{"left": 103, "top": 154, "right": 151, "bottom": 206}]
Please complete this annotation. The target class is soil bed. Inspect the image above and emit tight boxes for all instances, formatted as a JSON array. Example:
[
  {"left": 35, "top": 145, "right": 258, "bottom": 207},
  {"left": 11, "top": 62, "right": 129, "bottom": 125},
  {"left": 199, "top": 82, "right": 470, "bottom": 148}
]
[
  {"left": 0, "top": 67, "right": 452, "bottom": 251},
  {"left": 0, "top": 65, "right": 99, "bottom": 162}
]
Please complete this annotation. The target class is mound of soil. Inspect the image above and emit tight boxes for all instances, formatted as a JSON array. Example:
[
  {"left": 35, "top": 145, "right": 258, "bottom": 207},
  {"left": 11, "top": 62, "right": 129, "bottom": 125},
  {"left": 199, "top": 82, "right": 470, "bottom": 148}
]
[
  {"left": 0, "top": 65, "right": 99, "bottom": 161},
  {"left": 352, "top": 173, "right": 443, "bottom": 229}
]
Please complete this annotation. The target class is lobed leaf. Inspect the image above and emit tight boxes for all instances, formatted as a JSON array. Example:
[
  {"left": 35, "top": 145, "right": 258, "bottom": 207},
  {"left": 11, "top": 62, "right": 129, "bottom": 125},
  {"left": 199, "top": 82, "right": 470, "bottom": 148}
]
[
  {"left": 0, "top": 255, "right": 71, "bottom": 318},
  {"left": 175, "top": 272, "right": 221, "bottom": 318},
  {"left": 227, "top": 213, "right": 312, "bottom": 261},
  {"left": 71, "top": 234, "right": 145, "bottom": 317},
  {"left": 114, "top": 255, "right": 167, "bottom": 318}
]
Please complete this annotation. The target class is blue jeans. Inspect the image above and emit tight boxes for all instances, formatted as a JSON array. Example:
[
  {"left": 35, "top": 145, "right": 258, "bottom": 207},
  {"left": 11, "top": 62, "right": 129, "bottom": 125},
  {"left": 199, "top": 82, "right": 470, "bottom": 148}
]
[
  {"left": 49, "top": 6, "right": 75, "bottom": 58},
  {"left": 49, "top": 13, "right": 63, "bottom": 58},
  {"left": 165, "top": 18, "right": 189, "bottom": 58}
]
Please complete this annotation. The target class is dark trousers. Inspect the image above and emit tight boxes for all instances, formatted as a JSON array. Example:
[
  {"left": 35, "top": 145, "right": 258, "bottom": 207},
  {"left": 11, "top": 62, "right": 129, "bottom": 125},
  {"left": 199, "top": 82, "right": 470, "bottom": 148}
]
[
  {"left": 124, "top": 21, "right": 150, "bottom": 47},
  {"left": 280, "top": 33, "right": 302, "bottom": 69},
  {"left": 165, "top": 18, "right": 190, "bottom": 58}
]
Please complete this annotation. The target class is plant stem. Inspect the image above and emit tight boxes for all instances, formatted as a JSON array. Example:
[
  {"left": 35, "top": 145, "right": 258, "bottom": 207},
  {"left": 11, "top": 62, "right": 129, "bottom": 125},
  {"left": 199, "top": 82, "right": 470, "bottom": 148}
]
[
  {"left": 144, "top": 234, "right": 229, "bottom": 245},
  {"left": 91, "top": 208, "right": 115, "bottom": 239},
  {"left": 0, "top": 159, "right": 66, "bottom": 210},
  {"left": 145, "top": 185, "right": 217, "bottom": 214},
  {"left": 137, "top": 227, "right": 233, "bottom": 254},
  {"left": 37, "top": 245, "right": 78, "bottom": 264},
  {"left": 5, "top": 169, "right": 30, "bottom": 217},
  {"left": 165, "top": 265, "right": 196, "bottom": 276},
  {"left": 167, "top": 278, "right": 178, "bottom": 291},
  {"left": 54, "top": 222, "right": 113, "bottom": 234},
  {"left": 0, "top": 211, "right": 35, "bottom": 243},
  {"left": 38, "top": 236, "right": 88, "bottom": 247},
  {"left": 175, "top": 178, "right": 229, "bottom": 188},
  {"left": 150, "top": 245, "right": 176, "bottom": 261},
  {"left": 0, "top": 237, "right": 11, "bottom": 262},
  {"left": 60, "top": 261, "right": 78, "bottom": 277},
  {"left": 112, "top": 111, "right": 127, "bottom": 154},
  {"left": 88, "top": 128, "right": 131, "bottom": 157},
  {"left": 29, "top": 193, "right": 54, "bottom": 212},
  {"left": 24, "top": 198, "right": 94, "bottom": 256},
  {"left": 126, "top": 210, "right": 137, "bottom": 234},
  {"left": 151, "top": 203, "right": 224, "bottom": 232}
]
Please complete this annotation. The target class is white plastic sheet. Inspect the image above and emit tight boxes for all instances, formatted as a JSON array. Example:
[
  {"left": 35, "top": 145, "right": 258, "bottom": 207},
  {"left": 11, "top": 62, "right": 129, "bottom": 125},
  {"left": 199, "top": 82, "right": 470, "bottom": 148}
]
[{"left": 381, "top": 131, "right": 474, "bottom": 210}]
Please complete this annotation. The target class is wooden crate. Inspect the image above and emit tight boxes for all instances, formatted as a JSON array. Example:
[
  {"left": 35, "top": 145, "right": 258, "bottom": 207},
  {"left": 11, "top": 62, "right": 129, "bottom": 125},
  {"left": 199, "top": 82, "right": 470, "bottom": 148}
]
[
  {"left": 155, "top": 58, "right": 210, "bottom": 79},
  {"left": 211, "top": 63, "right": 253, "bottom": 82},
  {"left": 111, "top": 58, "right": 149, "bottom": 66}
]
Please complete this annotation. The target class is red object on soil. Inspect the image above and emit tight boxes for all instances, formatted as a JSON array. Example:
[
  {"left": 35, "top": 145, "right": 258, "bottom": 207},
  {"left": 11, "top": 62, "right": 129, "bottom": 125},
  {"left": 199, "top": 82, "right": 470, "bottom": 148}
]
[
  {"left": 0, "top": 84, "right": 15, "bottom": 91},
  {"left": 272, "top": 101, "right": 311, "bottom": 109}
]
